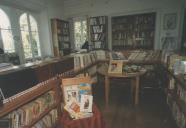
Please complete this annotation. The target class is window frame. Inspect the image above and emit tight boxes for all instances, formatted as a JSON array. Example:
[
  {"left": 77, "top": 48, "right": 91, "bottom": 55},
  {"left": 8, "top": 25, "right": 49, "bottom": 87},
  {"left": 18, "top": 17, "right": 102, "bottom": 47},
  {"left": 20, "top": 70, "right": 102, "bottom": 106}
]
[
  {"left": 0, "top": 8, "right": 15, "bottom": 53},
  {"left": 19, "top": 13, "right": 41, "bottom": 61},
  {"left": 73, "top": 17, "right": 88, "bottom": 49}
]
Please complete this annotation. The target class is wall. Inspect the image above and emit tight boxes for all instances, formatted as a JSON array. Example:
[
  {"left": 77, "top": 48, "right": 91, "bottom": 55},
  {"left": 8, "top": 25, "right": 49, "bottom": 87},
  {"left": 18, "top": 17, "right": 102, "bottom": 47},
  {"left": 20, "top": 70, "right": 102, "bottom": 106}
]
[
  {"left": 0, "top": 0, "right": 65, "bottom": 63},
  {"left": 64, "top": 0, "right": 186, "bottom": 50}
]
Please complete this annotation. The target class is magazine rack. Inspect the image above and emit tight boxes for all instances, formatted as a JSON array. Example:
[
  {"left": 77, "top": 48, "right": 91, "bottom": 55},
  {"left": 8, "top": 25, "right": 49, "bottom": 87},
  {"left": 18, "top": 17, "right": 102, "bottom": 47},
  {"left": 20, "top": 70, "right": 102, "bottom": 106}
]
[{"left": 60, "top": 76, "right": 105, "bottom": 128}]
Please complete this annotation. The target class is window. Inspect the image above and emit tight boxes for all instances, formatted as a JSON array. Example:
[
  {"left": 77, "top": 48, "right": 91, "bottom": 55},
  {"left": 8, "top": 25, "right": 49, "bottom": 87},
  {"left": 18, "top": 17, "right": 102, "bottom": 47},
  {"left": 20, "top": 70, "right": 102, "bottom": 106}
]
[
  {"left": 0, "top": 9, "right": 15, "bottom": 53},
  {"left": 20, "top": 13, "right": 41, "bottom": 59},
  {"left": 74, "top": 18, "right": 87, "bottom": 49}
]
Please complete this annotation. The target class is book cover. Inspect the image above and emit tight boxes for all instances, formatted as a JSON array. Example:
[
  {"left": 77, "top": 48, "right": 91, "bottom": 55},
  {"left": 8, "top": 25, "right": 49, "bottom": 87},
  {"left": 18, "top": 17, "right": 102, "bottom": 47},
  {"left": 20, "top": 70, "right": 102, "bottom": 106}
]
[
  {"left": 80, "top": 94, "right": 93, "bottom": 113},
  {"left": 64, "top": 85, "right": 79, "bottom": 104}
]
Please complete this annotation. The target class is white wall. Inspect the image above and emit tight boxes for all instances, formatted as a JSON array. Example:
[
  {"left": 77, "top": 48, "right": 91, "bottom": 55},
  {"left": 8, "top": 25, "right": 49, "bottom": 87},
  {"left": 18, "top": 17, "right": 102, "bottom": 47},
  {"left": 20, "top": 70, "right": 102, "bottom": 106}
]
[{"left": 64, "top": 0, "right": 186, "bottom": 50}]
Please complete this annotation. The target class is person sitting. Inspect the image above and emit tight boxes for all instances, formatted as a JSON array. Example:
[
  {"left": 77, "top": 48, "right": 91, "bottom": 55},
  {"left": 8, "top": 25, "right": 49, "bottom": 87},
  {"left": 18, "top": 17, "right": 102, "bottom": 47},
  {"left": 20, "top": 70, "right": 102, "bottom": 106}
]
[{"left": 81, "top": 41, "right": 89, "bottom": 50}]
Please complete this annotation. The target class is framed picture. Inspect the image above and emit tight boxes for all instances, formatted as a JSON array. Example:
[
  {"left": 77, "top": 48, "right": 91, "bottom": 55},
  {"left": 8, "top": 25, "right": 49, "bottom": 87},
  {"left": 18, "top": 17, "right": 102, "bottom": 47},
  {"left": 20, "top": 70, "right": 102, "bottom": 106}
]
[
  {"left": 163, "top": 13, "right": 177, "bottom": 30},
  {"left": 108, "top": 60, "right": 123, "bottom": 75}
]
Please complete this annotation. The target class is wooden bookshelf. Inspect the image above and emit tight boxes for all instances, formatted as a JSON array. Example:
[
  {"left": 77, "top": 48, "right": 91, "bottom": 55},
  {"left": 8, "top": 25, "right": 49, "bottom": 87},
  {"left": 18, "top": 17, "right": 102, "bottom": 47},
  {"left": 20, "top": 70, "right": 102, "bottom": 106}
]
[
  {"left": 0, "top": 77, "right": 62, "bottom": 127},
  {"left": 51, "top": 19, "right": 71, "bottom": 56},
  {"left": 89, "top": 16, "right": 108, "bottom": 49},
  {"left": 23, "top": 103, "right": 59, "bottom": 128},
  {"left": 112, "top": 12, "right": 156, "bottom": 50}
]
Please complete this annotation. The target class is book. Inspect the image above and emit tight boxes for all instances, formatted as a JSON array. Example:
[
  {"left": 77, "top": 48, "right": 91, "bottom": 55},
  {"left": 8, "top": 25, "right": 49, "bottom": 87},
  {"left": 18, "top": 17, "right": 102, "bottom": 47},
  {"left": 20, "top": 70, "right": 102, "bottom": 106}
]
[
  {"left": 78, "top": 83, "right": 92, "bottom": 96},
  {"left": 63, "top": 85, "right": 79, "bottom": 104},
  {"left": 80, "top": 94, "right": 93, "bottom": 113}
]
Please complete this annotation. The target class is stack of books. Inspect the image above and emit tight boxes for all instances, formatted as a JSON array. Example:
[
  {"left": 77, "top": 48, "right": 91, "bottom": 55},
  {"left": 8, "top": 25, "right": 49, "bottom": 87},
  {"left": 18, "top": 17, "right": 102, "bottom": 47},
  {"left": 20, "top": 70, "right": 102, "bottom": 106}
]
[{"left": 63, "top": 83, "right": 93, "bottom": 119}]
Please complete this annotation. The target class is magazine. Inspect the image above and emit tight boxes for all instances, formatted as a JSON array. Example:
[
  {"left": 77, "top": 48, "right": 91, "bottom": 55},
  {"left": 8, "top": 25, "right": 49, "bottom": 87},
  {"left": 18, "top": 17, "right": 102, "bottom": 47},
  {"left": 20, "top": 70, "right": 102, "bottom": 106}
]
[
  {"left": 80, "top": 94, "right": 93, "bottom": 113},
  {"left": 63, "top": 85, "right": 79, "bottom": 104}
]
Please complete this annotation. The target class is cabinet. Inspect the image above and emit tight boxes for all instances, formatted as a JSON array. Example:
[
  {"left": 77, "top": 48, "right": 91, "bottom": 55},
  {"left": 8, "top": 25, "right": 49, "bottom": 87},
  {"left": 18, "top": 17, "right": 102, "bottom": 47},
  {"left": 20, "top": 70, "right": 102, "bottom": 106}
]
[
  {"left": 112, "top": 12, "right": 156, "bottom": 50},
  {"left": 51, "top": 19, "right": 71, "bottom": 56},
  {"left": 89, "top": 16, "right": 108, "bottom": 49}
]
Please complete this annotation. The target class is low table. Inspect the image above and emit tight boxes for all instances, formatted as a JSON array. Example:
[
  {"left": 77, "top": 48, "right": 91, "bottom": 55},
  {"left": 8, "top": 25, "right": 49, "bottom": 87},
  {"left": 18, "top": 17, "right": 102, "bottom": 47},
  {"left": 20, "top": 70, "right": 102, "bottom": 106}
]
[{"left": 98, "top": 67, "right": 146, "bottom": 106}]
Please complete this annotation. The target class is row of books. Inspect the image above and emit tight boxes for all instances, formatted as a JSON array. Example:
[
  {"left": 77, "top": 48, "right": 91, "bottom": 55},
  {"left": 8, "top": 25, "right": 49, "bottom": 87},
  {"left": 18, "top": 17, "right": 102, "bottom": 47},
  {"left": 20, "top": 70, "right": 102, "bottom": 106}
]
[
  {"left": 90, "top": 17, "right": 106, "bottom": 25},
  {"left": 167, "top": 94, "right": 186, "bottom": 128},
  {"left": 127, "top": 50, "right": 161, "bottom": 62},
  {"left": 74, "top": 50, "right": 108, "bottom": 71},
  {"left": 6, "top": 91, "right": 56, "bottom": 128},
  {"left": 177, "top": 84, "right": 186, "bottom": 103},
  {"left": 92, "top": 33, "right": 105, "bottom": 42},
  {"left": 92, "top": 26, "right": 104, "bottom": 33},
  {"left": 57, "top": 29, "right": 69, "bottom": 35},
  {"left": 32, "top": 109, "right": 58, "bottom": 128},
  {"left": 58, "top": 36, "right": 70, "bottom": 42}
]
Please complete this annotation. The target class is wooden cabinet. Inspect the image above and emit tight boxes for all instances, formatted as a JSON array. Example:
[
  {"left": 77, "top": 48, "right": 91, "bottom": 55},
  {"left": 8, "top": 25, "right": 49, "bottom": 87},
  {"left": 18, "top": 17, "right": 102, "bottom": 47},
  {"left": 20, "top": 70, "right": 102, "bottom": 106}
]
[
  {"left": 89, "top": 16, "right": 108, "bottom": 50},
  {"left": 51, "top": 19, "right": 71, "bottom": 57},
  {"left": 112, "top": 12, "right": 156, "bottom": 50}
]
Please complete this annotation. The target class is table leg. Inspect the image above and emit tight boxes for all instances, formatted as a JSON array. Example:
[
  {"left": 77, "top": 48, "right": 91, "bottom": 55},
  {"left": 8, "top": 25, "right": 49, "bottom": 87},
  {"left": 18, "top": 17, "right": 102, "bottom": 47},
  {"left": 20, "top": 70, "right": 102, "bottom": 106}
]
[
  {"left": 105, "top": 76, "right": 110, "bottom": 106},
  {"left": 131, "top": 79, "right": 135, "bottom": 102},
  {"left": 135, "top": 76, "right": 140, "bottom": 105}
]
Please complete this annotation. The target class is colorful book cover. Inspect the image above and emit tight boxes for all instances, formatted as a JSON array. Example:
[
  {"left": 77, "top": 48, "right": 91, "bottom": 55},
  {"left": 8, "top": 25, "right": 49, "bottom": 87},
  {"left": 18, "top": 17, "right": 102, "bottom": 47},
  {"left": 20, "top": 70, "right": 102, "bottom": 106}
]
[{"left": 80, "top": 94, "right": 93, "bottom": 113}]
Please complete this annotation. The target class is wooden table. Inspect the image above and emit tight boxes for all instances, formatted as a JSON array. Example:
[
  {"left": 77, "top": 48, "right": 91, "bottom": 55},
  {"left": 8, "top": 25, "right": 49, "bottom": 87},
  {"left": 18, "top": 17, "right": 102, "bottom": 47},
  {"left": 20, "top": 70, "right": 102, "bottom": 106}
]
[{"left": 99, "top": 68, "right": 146, "bottom": 106}]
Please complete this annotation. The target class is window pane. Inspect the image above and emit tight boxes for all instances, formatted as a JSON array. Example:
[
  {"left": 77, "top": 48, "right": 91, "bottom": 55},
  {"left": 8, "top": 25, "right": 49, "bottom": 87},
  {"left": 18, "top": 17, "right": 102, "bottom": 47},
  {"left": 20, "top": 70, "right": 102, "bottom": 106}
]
[
  {"left": 20, "top": 13, "right": 41, "bottom": 60},
  {"left": 20, "top": 13, "right": 29, "bottom": 31},
  {"left": 31, "top": 32, "right": 41, "bottom": 57},
  {"left": 21, "top": 30, "right": 32, "bottom": 58},
  {"left": 29, "top": 15, "right": 38, "bottom": 32},
  {"left": 0, "top": 9, "right": 15, "bottom": 53},
  {"left": 1, "top": 29, "right": 15, "bottom": 53},
  {"left": 74, "top": 21, "right": 82, "bottom": 48},
  {"left": 0, "top": 9, "right": 11, "bottom": 29},
  {"left": 82, "top": 20, "right": 87, "bottom": 44}
]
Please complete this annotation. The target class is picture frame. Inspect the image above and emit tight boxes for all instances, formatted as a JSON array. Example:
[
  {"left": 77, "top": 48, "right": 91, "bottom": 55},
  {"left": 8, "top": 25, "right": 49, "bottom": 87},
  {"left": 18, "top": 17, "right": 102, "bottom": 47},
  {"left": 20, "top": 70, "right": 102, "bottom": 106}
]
[
  {"left": 108, "top": 60, "right": 123, "bottom": 75},
  {"left": 163, "top": 13, "right": 177, "bottom": 30}
]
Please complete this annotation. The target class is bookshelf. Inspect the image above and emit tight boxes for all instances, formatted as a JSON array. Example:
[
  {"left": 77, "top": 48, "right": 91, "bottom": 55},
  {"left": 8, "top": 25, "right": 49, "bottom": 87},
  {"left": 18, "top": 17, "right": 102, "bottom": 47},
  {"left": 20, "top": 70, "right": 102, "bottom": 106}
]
[
  {"left": 0, "top": 77, "right": 62, "bottom": 128},
  {"left": 112, "top": 12, "right": 156, "bottom": 50},
  {"left": 89, "top": 16, "right": 108, "bottom": 50},
  {"left": 166, "top": 71, "right": 186, "bottom": 128},
  {"left": 51, "top": 19, "right": 71, "bottom": 56}
]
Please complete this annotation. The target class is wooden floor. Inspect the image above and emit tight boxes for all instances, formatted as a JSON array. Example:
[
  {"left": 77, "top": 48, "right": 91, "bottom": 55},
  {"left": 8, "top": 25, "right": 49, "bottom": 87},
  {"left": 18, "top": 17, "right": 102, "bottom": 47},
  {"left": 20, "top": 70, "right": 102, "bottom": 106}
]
[{"left": 93, "top": 81, "right": 178, "bottom": 128}]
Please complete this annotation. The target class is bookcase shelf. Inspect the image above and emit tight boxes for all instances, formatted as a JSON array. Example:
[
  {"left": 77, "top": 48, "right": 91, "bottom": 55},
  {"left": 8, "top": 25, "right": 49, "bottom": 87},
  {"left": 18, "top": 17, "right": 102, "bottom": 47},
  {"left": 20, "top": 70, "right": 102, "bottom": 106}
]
[
  {"left": 165, "top": 68, "right": 186, "bottom": 128},
  {"left": 51, "top": 19, "right": 71, "bottom": 57},
  {"left": 89, "top": 16, "right": 108, "bottom": 49},
  {"left": 0, "top": 77, "right": 62, "bottom": 128},
  {"left": 112, "top": 12, "right": 156, "bottom": 50},
  {"left": 23, "top": 103, "right": 59, "bottom": 128}
]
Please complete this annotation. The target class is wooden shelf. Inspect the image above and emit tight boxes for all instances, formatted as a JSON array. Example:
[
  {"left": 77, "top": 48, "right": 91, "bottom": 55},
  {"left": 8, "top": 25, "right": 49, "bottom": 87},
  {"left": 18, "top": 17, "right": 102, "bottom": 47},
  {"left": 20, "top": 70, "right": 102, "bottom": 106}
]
[
  {"left": 23, "top": 103, "right": 59, "bottom": 128},
  {"left": 51, "top": 19, "right": 71, "bottom": 57},
  {"left": 112, "top": 12, "right": 156, "bottom": 50},
  {"left": 89, "top": 16, "right": 108, "bottom": 49},
  {"left": 0, "top": 78, "right": 60, "bottom": 117}
]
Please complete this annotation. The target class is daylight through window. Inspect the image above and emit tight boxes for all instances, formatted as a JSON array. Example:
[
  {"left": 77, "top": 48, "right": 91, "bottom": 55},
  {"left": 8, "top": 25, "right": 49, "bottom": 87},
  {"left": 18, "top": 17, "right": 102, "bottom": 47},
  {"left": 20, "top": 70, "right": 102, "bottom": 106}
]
[
  {"left": 20, "top": 13, "right": 41, "bottom": 59},
  {"left": 0, "top": 8, "right": 15, "bottom": 53},
  {"left": 74, "top": 19, "right": 87, "bottom": 49}
]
